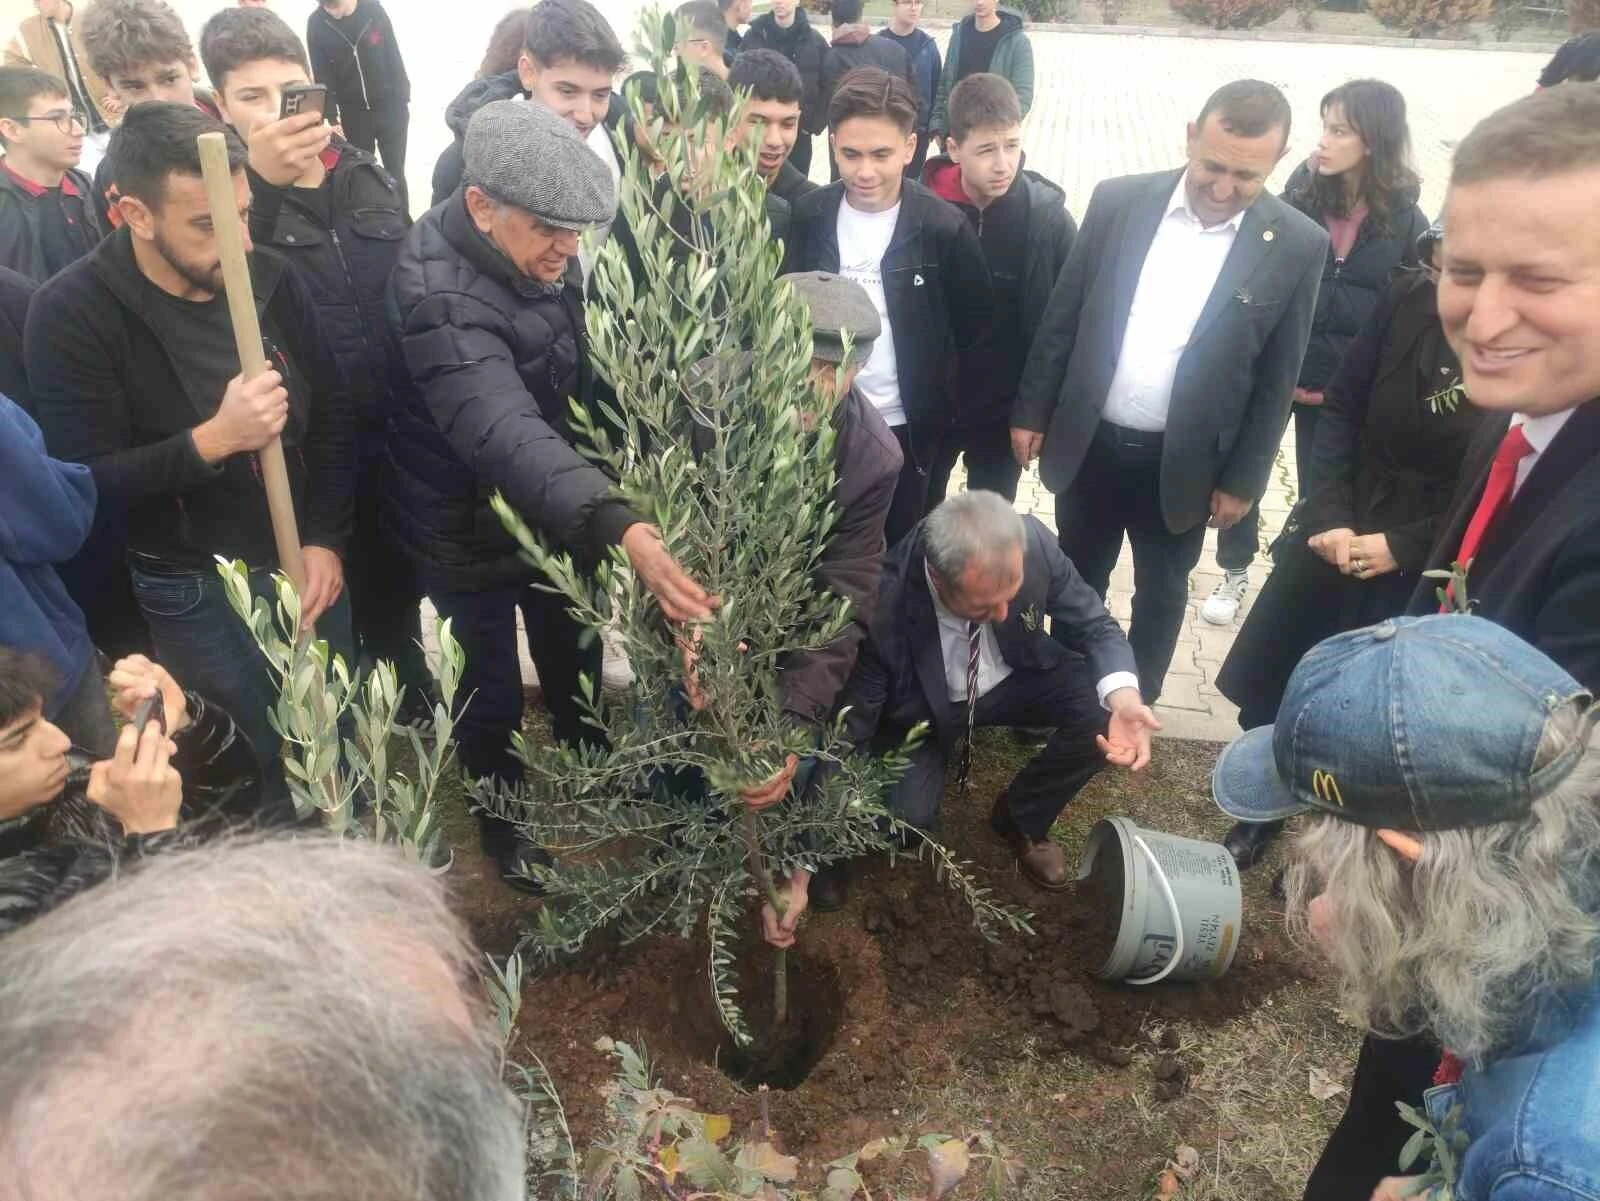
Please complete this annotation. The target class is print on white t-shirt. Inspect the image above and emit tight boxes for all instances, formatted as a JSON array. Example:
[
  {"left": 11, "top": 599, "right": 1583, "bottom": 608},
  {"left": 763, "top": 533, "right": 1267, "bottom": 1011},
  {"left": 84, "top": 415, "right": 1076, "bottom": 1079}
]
[{"left": 835, "top": 199, "right": 904, "bottom": 428}]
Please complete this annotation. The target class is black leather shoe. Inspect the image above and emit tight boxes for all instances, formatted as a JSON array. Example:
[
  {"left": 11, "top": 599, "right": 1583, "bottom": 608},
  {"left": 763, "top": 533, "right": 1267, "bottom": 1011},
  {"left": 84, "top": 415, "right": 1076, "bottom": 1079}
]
[
  {"left": 809, "top": 861, "right": 851, "bottom": 913},
  {"left": 1223, "top": 820, "right": 1285, "bottom": 871},
  {"left": 480, "top": 816, "right": 551, "bottom": 896}
]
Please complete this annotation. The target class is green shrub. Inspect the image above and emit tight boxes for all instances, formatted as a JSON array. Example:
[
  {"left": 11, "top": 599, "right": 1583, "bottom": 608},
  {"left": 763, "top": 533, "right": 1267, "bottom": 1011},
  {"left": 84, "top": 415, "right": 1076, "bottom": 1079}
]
[
  {"left": 1365, "top": 0, "right": 1491, "bottom": 35},
  {"left": 1169, "top": 0, "right": 1290, "bottom": 29}
]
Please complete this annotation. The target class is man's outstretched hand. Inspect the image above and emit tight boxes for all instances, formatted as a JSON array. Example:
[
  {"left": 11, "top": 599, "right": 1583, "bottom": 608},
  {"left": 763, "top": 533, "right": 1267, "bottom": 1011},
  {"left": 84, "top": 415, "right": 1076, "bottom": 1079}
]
[
  {"left": 1098, "top": 688, "right": 1161, "bottom": 771},
  {"left": 761, "top": 869, "right": 812, "bottom": 949},
  {"left": 622, "top": 523, "right": 717, "bottom": 622}
]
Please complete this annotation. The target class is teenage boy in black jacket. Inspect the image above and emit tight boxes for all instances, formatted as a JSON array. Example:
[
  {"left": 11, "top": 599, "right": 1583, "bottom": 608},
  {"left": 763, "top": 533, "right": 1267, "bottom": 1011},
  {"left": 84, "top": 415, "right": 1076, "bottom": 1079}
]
[
  {"left": 729, "top": 51, "right": 815, "bottom": 211},
  {"left": 430, "top": 0, "right": 626, "bottom": 213},
  {"left": 199, "top": 7, "right": 431, "bottom": 724},
  {"left": 739, "top": 0, "right": 826, "bottom": 177},
  {"left": 26, "top": 103, "right": 358, "bottom": 783},
  {"left": 306, "top": 0, "right": 409, "bottom": 210},
  {"left": 787, "top": 66, "right": 992, "bottom": 546},
  {"left": 921, "top": 72, "right": 1074, "bottom": 506}
]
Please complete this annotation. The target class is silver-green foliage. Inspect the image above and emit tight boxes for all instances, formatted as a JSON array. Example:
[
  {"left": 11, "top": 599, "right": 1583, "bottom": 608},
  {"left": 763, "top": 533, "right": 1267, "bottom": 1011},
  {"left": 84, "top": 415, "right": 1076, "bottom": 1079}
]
[
  {"left": 215, "top": 557, "right": 462, "bottom": 861},
  {"left": 487, "top": 9, "right": 1028, "bottom": 1045}
]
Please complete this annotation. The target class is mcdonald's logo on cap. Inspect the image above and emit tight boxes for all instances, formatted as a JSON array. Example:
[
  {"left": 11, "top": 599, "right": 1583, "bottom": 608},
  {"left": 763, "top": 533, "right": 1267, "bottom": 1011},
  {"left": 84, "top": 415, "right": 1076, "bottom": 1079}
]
[{"left": 1311, "top": 770, "right": 1344, "bottom": 808}]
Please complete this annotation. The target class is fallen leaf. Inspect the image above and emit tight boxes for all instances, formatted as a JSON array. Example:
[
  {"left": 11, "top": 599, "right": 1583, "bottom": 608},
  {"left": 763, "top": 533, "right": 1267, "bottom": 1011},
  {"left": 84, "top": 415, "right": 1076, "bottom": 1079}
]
[
  {"left": 1308, "top": 1067, "right": 1345, "bottom": 1101},
  {"left": 659, "top": 1145, "right": 679, "bottom": 1180},
  {"left": 1173, "top": 1145, "right": 1201, "bottom": 1180},
  {"left": 700, "top": 1113, "right": 732, "bottom": 1143},
  {"left": 734, "top": 1141, "right": 799, "bottom": 1183},
  {"left": 926, "top": 1139, "right": 971, "bottom": 1200},
  {"left": 1157, "top": 1168, "right": 1181, "bottom": 1196}
]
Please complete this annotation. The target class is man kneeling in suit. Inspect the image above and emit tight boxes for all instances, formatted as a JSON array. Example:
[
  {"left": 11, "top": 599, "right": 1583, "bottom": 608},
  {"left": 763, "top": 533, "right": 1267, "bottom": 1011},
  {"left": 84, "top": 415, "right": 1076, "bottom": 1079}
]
[{"left": 836, "top": 490, "right": 1161, "bottom": 893}]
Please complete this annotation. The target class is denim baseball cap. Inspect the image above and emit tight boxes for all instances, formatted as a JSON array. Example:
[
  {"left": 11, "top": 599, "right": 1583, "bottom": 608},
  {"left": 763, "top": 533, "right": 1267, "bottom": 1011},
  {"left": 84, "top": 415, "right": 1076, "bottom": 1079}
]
[{"left": 1213, "top": 616, "right": 1593, "bottom": 831}]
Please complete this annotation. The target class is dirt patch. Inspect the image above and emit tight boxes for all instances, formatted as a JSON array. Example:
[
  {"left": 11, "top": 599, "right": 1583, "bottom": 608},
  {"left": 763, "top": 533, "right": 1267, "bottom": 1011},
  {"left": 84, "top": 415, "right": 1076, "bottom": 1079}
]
[{"left": 497, "top": 730, "right": 1323, "bottom": 1192}]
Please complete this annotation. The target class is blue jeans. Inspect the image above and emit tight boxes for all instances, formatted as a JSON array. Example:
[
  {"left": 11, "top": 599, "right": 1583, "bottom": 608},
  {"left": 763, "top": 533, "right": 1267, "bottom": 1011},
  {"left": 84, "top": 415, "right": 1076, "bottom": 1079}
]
[{"left": 128, "top": 563, "right": 354, "bottom": 782}]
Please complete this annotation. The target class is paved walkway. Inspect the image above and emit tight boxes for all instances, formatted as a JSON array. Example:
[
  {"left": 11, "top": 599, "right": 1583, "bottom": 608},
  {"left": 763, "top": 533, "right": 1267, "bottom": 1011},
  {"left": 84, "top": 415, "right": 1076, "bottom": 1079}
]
[{"left": 406, "top": 23, "right": 1546, "bottom": 740}]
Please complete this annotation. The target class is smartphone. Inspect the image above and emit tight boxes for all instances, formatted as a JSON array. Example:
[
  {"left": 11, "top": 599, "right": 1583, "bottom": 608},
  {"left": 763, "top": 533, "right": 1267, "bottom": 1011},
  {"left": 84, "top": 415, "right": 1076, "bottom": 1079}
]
[
  {"left": 131, "top": 693, "right": 166, "bottom": 739},
  {"left": 280, "top": 82, "right": 329, "bottom": 121}
]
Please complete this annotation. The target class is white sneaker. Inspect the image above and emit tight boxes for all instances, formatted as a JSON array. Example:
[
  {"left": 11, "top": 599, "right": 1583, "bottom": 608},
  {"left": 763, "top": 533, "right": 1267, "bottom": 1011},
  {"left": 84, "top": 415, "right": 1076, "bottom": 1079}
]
[{"left": 1201, "top": 571, "right": 1250, "bottom": 626}]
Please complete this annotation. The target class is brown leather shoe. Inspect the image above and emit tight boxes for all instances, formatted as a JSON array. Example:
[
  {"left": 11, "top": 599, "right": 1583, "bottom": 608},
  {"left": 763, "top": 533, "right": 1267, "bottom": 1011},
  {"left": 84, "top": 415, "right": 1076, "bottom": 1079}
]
[
  {"left": 1005, "top": 832, "right": 1071, "bottom": 891},
  {"left": 988, "top": 797, "right": 1071, "bottom": 891}
]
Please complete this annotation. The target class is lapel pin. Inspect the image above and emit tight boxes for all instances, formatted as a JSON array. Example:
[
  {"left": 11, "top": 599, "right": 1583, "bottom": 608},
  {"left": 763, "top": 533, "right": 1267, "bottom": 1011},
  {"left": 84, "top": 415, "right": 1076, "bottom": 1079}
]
[{"left": 1263, "top": 229, "right": 1275, "bottom": 243}]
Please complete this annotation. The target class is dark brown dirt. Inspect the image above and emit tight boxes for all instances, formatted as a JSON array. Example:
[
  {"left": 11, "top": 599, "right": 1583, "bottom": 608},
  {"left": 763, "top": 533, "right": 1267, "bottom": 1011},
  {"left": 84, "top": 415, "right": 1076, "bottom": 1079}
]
[{"left": 485, "top": 729, "right": 1311, "bottom": 1177}]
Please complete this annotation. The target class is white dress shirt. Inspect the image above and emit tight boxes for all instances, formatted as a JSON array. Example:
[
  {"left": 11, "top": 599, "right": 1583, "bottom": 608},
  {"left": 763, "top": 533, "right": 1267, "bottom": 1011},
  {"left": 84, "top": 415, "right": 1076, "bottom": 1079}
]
[
  {"left": 926, "top": 567, "right": 1140, "bottom": 710},
  {"left": 1101, "top": 174, "right": 1243, "bottom": 432},
  {"left": 1510, "top": 408, "right": 1577, "bottom": 496}
]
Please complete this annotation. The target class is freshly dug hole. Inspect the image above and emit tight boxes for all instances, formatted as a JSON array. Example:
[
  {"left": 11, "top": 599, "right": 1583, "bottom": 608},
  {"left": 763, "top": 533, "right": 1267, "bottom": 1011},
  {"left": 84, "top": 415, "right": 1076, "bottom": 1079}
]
[{"left": 683, "top": 952, "right": 845, "bottom": 1089}]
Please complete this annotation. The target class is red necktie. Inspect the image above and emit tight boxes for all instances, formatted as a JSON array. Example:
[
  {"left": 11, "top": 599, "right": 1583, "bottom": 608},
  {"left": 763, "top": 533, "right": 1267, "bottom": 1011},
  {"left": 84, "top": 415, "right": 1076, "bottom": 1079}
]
[{"left": 1443, "top": 424, "right": 1534, "bottom": 609}]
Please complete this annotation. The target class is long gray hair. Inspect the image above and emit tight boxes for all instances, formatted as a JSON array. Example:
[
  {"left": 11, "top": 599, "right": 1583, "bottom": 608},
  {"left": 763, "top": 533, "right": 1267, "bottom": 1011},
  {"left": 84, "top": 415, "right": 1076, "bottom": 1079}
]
[
  {"left": 1286, "top": 712, "right": 1600, "bottom": 1061},
  {"left": 0, "top": 836, "right": 526, "bottom": 1201}
]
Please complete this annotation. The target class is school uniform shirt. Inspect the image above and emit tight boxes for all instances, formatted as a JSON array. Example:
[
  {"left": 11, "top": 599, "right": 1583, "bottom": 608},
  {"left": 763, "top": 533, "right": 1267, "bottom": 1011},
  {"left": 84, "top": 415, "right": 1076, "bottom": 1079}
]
[{"left": 836, "top": 198, "right": 904, "bottom": 427}]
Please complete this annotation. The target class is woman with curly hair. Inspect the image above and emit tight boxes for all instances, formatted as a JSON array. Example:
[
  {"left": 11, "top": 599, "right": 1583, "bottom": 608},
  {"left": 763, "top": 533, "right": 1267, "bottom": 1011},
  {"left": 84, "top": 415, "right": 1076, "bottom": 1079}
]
[{"left": 1205, "top": 79, "right": 1432, "bottom": 625}]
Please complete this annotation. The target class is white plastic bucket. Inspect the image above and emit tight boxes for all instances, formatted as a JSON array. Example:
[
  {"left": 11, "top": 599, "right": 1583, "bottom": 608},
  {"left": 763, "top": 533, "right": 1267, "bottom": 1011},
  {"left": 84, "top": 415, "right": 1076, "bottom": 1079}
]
[{"left": 1075, "top": 816, "right": 1243, "bottom": 986}]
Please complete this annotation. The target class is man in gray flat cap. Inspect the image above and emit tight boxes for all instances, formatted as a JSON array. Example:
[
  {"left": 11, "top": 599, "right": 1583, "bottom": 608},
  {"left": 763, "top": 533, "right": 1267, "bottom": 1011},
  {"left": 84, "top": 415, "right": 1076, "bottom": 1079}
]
[{"left": 384, "top": 98, "right": 715, "bottom": 890}]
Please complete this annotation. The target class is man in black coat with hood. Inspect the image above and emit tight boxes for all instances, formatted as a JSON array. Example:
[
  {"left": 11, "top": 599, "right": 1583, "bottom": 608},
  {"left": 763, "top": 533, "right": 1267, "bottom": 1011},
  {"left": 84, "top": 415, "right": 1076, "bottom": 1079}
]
[{"left": 387, "top": 100, "right": 713, "bottom": 888}]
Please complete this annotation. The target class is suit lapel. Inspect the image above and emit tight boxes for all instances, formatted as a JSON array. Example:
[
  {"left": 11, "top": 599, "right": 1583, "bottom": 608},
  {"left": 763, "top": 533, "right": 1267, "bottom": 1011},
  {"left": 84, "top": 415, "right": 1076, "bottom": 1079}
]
[
  {"left": 906, "top": 553, "right": 956, "bottom": 736},
  {"left": 1189, "top": 202, "right": 1276, "bottom": 343},
  {"left": 1476, "top": 399, "right": 1600, "bottom": 577},
  {"left": 1111, "top": 173, "right": 1179, "bottom": 357}
]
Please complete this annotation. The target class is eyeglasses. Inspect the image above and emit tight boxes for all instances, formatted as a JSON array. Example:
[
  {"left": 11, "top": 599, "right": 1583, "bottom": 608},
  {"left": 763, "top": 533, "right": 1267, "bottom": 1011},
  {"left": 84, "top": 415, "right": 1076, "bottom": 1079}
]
[{"left": 6, "top": 110, "right": 88, "bottom": 134}]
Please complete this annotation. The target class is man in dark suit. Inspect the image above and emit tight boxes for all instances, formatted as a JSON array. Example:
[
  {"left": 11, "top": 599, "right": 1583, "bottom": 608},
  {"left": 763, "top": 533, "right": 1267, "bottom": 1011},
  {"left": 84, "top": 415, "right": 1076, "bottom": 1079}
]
[
  {"left": 1011, "top": 80, "right": 1327, "bottom": 703},
  {"left": 1303, "top": 83, "right": 1600, "bottom": 1201},
  {"left": 834, "top": 490, "right": 1160, "bottom": 894},
  {"left": 1403, "top": 83, "right": 1600, "bottom": 689}
]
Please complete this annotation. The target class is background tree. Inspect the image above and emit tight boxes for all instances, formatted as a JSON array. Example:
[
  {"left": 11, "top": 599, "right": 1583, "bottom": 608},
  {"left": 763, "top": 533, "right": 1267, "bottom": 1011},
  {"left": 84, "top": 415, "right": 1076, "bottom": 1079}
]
[{"left": 489, "top": 9, "right": 1026, "bottom": 1045}]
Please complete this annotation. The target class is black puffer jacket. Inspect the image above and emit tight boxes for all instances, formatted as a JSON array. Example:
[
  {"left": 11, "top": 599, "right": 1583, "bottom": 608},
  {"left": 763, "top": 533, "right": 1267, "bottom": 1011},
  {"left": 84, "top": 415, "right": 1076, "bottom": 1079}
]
[
  {"left": 741, "top": 10, "right": 829, "bottom": 136},
  {"left": 383, "top": 190, "right": 639, "bottom": 591},
  {"left": 247, "top": 141, "right": 409, "bottom": 428},
  {"left": 1284, "top": 163, "right": 1431, "bottom": 392}
]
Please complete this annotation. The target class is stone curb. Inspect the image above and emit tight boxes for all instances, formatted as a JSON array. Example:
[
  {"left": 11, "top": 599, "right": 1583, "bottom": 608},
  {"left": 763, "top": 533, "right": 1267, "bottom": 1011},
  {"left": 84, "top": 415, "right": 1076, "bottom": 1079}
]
[{"left": 910, "top": 15, "right": 1558, "bottom": 51}]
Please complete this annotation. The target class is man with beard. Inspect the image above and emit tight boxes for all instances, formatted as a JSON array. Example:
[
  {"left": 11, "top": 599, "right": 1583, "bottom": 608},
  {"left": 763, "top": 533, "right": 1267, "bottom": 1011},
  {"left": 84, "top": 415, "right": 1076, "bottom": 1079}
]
[{"left": 27, "top": 102, "right": 356, "bottom": 789}]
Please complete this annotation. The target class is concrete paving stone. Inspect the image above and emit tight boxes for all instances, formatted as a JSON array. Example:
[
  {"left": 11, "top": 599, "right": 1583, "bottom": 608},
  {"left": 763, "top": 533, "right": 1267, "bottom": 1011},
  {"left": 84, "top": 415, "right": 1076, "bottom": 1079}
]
[{"left": 1155, "top": 675, "right": 1211, "bottom": 714}]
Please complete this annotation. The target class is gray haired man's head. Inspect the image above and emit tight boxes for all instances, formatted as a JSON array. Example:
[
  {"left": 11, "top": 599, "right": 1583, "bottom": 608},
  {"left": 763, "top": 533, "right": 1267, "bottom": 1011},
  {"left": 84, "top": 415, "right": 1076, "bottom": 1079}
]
[
  {"left": 781, "top": 270, "right": 881, "bottom": 367},
  {"left": 0, "top": 837, "right": 525, "bottom": 1201},
  {"left": 464, "top": 98, "right": 615, "bottom": 229},
  {"left": 924, "top": 490, "right": 1027, "bottom": 623}
]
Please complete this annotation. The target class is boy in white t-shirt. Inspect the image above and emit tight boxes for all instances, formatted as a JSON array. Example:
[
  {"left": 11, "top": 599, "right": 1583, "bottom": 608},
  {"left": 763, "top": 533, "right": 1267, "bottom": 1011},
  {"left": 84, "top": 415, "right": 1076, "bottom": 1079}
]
[{"left": 786, "top": 65, "right": 992, "bottom": 546}]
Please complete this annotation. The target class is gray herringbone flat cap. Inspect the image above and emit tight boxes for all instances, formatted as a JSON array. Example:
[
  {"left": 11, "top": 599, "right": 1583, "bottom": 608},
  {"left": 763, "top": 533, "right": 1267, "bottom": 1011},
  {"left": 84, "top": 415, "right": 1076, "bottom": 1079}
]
[
  {"left": 463, "top": 100, "right": 615, "bottom": 229},
  {"left": 781, "top": 271, "right": 881, "bottom": 364}
]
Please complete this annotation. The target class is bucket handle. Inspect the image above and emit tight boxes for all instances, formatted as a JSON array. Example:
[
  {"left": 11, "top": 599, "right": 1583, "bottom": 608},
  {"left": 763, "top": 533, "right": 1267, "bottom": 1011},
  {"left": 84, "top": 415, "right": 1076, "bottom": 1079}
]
[{"left": 1125, "top": 835, "right": 1185, "bottom": 988}]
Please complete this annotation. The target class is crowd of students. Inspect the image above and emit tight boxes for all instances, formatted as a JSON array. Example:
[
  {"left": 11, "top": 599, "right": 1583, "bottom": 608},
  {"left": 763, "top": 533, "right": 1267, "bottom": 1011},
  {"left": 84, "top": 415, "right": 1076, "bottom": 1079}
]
[{"left": 1, "top": 1, "right": 1599, "bottom": 1194}]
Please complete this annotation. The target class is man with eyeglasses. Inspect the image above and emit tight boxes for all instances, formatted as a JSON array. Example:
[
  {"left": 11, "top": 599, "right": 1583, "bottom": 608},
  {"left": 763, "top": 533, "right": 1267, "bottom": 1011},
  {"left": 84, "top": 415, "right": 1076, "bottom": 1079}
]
[{"left": 0, "top": 65, "right": 103, "bottom": 282}]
